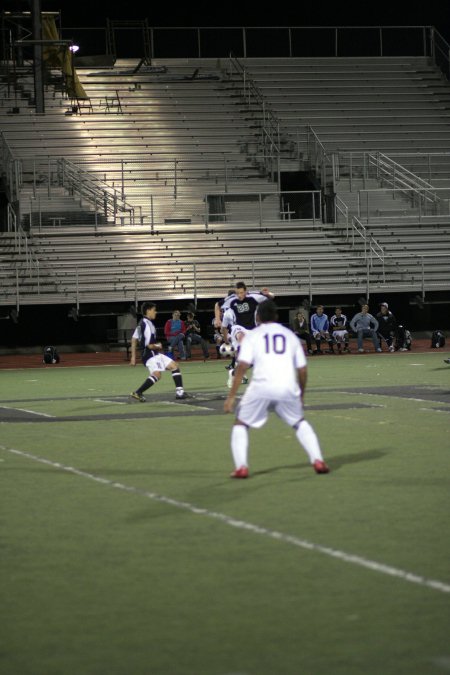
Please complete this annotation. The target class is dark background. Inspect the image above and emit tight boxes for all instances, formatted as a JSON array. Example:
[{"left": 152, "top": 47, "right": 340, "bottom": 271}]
[{"left": 3, "top": 0, "right": 450, "bottom": 37}]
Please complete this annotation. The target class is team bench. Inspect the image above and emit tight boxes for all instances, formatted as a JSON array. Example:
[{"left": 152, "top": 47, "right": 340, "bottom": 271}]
[{"left": 105, "top": 329, "right": 133, "bottom": 360}]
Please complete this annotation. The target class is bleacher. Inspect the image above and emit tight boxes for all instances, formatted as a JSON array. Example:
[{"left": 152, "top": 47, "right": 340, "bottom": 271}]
[{"left": 1, "top": 46, "right": 450, "bottom": 306}]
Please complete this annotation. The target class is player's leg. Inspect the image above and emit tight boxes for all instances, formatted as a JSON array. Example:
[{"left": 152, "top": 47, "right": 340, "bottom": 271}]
[
  {"left": 229, "top": 394, "right": 269, "bottom": 477},
  {"left": 230, "top": 422, "right": 250, "bottom": 478},
  {"left": 275, "top": 399, "right": 329, "bottom": 473},
  {"left": 130, "top": 357, "right": 161, "bottom": 402},
  {"left": 166, "top": 358, "right": 188, "bottom": 399}
]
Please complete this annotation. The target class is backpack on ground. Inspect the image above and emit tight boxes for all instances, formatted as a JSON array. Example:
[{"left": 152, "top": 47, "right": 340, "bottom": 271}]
[
  {"left": 43, "top": 346, "right": 60, "bottom": 364},
  {"left": 431, "top": 330, "right": 445, "bottom": 349}
]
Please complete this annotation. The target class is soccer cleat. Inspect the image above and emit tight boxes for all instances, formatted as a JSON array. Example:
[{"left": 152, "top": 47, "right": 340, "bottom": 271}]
[
  {"left": 175, "top": 391, "right": 189, "bottom": 400},
  {"left": 389, "top": 345, "right": 395, "bottom": 352},
  {"left": 230, "top": 466, "right": 249, "bottom": 479},
  {"left": 241, "top": 376, "right": 249, "bottom": 385},
  {"left": 376, "top": 348, "right": 382, "bottom": 352},
  {"left": 358, "top": 348, "right": 364, "bottom": 353},
  {"left": 313, "top": 460, "right": 330, "bottom": 474},
  {"left": 130, "top": 391, "right": 146, "bottom": 402},
  {"left": 225, "top": 363, "right": 234, "bottom": 370}
]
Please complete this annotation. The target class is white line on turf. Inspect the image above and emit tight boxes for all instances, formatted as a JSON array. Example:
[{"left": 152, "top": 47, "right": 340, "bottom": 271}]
[
  {"left": 1, "top": 444, "right": 450, "bottom": 596},
  {"left": 0, "top": 406, "right": 55, "bottom": 418},
  {"left": 94, "top": 399, "right": 127, "bottom": 405}
]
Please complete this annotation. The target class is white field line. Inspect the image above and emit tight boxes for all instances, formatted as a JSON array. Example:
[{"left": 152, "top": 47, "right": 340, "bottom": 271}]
[
  {"left": 0, "top": 406, "right": 55, "bottom": 418},
  {"left": 94, "top": 398, "right": 127, "bottom": 405},
  {"left": 1, "top": 444, "right": 450, "bottom": 597}
]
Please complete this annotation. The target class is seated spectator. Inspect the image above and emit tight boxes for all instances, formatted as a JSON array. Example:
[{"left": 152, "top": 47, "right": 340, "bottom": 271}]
[
  {"left": 350, "top": 305, "right": 381, "bottom": 352},
  {"left": 310, "top": 305, "right": 334, "bottom": 354},
  {"left": 291, "top": 309, "right": 313, "bottom": 354},
  {"left": 185, "top": 312, "right": 210, "bottom": 360},
  {"left": 330, "top": 307, "right": 350, "bottom": 353},
  {"left": 164, "top": 310, "right": 186, "bottom": 360},
  {"left": 376, "top": 302, "right": 397, "bottom": 352}
]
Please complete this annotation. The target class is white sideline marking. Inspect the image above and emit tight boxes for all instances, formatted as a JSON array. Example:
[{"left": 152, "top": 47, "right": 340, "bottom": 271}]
[
  {"left": 94, "top": 398, "right": 127, "bottom": 405},
  {"left": 0, "top": 406, "right": 54, "bottom": 418},
  {"left": 1, "top": 444, "right": 450, "bottom": 596}
]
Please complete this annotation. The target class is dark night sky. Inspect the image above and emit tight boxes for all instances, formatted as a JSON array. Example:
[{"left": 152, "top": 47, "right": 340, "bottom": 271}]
[{"left": 4, "top": 0, "right": 450, "bottom": 36}]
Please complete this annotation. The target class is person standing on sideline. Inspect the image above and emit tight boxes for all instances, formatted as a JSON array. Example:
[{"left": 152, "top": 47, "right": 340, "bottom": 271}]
[
  {"left": 350, "top": 304, "right": 381, "bottom": 353},
  {"left": 130, "top": 302, "right": 188, "bottom": 401},
  {"left": 223, "top": 300, "right": 329, "bottom": 478}
]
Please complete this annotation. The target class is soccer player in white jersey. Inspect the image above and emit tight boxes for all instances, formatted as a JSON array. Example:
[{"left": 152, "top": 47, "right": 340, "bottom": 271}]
[
  {"left": 129, "top": 302, "right": 188, "bottom": 401},
  {"left": 222, "top": 307, "right": 249, "bottom": 388},
  {"left": 224, "top": 300, "right": 329, "bottom": 478}
]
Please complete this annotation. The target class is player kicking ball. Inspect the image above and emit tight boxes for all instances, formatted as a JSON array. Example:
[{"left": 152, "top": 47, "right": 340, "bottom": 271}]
[
  {"left": 129, "top": 302, "right": 188, "bottom": 401},
  {"left": 224, "top": 300, "right": 329, "bottom": 478}
]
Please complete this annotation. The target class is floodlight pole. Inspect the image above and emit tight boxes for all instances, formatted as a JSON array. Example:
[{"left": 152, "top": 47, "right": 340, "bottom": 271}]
[{"left": 31, "top": 0, "right": 45, "bottom": 114}]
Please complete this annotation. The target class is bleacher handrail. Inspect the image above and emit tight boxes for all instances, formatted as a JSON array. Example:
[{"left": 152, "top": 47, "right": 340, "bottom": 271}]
[
  {"left": 58, "top": 157, "right": 136, "bottom": 225},
  {"left": 228, "top": 53, "right": 281, "bottom": 185},
  {"left": 0, "top": 131, "right": 22, "bottom": 203}
]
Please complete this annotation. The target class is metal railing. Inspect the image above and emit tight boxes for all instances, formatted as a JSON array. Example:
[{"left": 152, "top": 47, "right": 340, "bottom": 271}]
[
  {"left": 367, "top": 153, "right": 440, "bottom": 206},
  {"left": 0, "top": 131, "right": 21, "bottom": 203},
  {"left": 57, "top": 158, "right": 136, "bottom": 225},
  {"left": 228, "top": 53, "right": 281, "bottom": 187},
  {"left": 204, "top": 190, "right": 322, "bottom": 229},
  {"left": 4, "top": 251, "right": 449, "bottom": 311},
  {"left": 356, "top": 187, "right": 450, "bottom": 223},
  {"left": 58, "top": 25, "right": 447, "bottom": 67}
]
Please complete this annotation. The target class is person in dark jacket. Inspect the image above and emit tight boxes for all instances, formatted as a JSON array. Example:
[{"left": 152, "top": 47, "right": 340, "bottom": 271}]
[
  {"left": 376, "top": 302, "right": 397, "bottom": 352},
  {"left": 291, "top": 309, "right": 313, "bottom": 354}
]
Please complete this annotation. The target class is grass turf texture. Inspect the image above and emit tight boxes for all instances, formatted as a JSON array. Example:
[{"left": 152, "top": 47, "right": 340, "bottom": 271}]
[{"left": 1, "top": 354, "right": 449, "bottom": 675}]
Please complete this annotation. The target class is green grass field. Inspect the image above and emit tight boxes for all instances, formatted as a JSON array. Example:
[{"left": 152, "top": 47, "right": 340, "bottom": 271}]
[{"left": 1, "top": 353, "right": 449, "bottom": 675}]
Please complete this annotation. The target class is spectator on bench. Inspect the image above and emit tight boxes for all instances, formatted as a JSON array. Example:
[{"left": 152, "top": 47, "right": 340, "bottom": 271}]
[
  {"left": 291, "top": 309, "right": 313, "bottom": 355},
  {"left": 185, "top": 312, "right": 210, "bottom": 360},
  {"left": 377, "top": 302, "right": 397, "bottom": 352},
  {"left": 310, "top": 305, "right": 334, "bottom": 354},
  {"left": 350, "top": 304, "right": 381, "bottom": 353},
  {"left": 164, "top": 310, "right": 186, "bottom": 360}
]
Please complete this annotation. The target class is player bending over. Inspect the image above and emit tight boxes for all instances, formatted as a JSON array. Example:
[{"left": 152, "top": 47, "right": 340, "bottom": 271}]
[
  {"left": 129, "top": 302, "right": 188, "bottom": 401},
  {"left": 224, "top": 300, "right": 329, "bottom": 478}
]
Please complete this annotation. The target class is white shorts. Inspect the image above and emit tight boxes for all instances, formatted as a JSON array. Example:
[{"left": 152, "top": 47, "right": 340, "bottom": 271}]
[
  {"left": 236, "top": 388, "right": 304, "bottom": 429},
  {"left": 312, "top": 331, "right": 330, "bottom": 340},
  {"left": 230, "top": 324, "right": 248, "bottom": 351},
  {"left": 333, "top": 330, "right": 348, "bottom": 343},
  {"left": 145, "top": 354, "right": 174, "bottom": 374}
]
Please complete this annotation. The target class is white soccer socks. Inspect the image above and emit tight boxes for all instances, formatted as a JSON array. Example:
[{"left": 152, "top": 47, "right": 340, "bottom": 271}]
[
  {"left": 231, "top": 424, "right": 249, "bottom": 469},
  {"left": 295, "top": 419, "right": 324, "bottom": 464}
]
